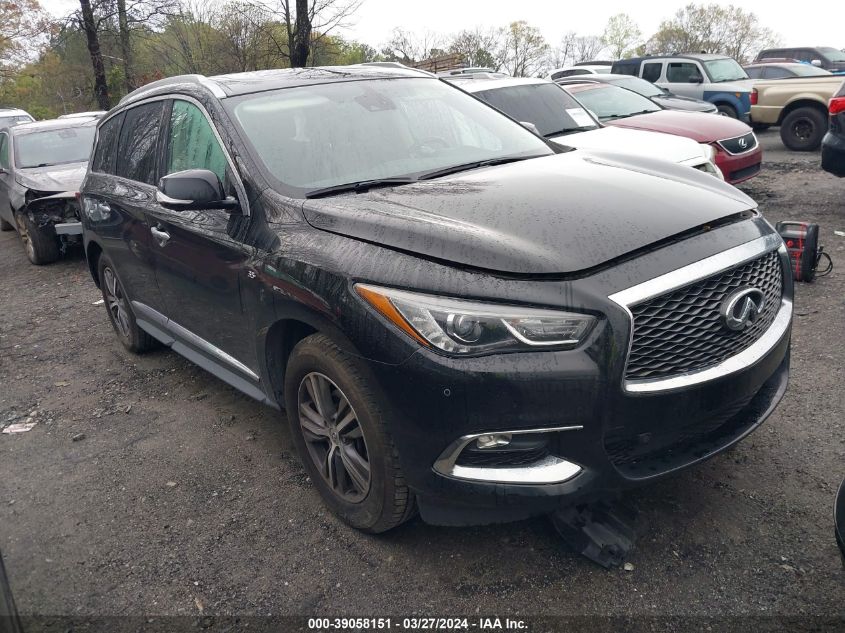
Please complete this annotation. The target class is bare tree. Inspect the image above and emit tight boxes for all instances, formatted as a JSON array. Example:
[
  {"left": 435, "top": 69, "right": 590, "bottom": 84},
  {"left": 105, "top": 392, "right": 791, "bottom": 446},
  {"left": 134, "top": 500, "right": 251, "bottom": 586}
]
[
  {"left": 546, "top": 31, "right": 577, "bottom": 70},
  {"left": 572, "top": 35, "right": 605, "bottom": 63},
  {"left": 448, "top": 27, "right": 503, "bottom": 69},
  {"left": 501, "top": 21, "right": 548, "bottom": 77},
  {"left": 601, "top": 13, "right": 641, "bottom": 59},
  {"left": 382, "top": 28, "right": 444, "bottom": 64}
]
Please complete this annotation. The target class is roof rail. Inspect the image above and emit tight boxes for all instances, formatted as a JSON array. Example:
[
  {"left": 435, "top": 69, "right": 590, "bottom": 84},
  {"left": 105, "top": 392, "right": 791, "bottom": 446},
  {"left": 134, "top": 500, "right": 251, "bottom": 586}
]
[{"left": 119, "top": 74, "right": 225, "bottom": 105}]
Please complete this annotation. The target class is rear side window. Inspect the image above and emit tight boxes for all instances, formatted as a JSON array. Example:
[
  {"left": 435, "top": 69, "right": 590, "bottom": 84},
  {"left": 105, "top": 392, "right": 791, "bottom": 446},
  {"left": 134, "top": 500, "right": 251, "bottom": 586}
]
[
  {"left": 745, "top": 67, "right": 763, "bottom": 79},
  {"left": 642, "top": 63, "right": 662, "bottom": 82},
  {"left": 666, "top": 62, "right": 700, "bottom": 83},
  {"left": 92, "top": 112, "right": 124, "bottom": 174},
  {"left": 764, "top": 67, "right": 792, "bottom": 79},
  {"left": 0, "top": 134, "right": 9, "bottom": 169},
  {"left": 116, "top": 102, "right": 164, "bottom": 185},
  {"left": 165, "top": 100, "right": 228, "bottom": 185},
  {"left": 611, "top": 62, "right": 637, "bottom": 76}
]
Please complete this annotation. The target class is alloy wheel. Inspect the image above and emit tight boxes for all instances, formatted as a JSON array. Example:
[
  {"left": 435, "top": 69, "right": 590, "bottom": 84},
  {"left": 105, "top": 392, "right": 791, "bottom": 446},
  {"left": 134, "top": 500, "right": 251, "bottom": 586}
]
[
  {"left": 297, "top": 372, "right": 371, "bottom": 503},
  {"left": 102, "top": 267, "right": 131, "bottom": 339}
]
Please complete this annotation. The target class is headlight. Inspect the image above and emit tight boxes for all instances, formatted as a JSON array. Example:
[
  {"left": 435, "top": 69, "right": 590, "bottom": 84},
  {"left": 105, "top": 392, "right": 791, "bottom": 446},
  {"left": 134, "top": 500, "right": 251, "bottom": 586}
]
[
  {"left": 697, "top": 144, "right": 724, "bottom": 180},
  {"left": 356, "top": 284, "right": 597, "bottom": 354}
]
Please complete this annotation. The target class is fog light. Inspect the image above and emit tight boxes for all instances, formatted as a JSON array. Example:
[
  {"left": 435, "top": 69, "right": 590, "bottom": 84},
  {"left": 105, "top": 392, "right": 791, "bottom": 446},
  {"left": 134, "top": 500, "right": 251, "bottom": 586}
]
[{"left": 475, "top": 433, "right": 512, "bottom": 449}]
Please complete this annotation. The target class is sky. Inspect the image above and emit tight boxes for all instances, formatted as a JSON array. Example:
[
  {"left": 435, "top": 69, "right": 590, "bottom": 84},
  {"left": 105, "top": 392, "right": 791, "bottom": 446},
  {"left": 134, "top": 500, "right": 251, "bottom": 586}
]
[{"left": 39, "top": 0, "right": 844, "bottom": 51}]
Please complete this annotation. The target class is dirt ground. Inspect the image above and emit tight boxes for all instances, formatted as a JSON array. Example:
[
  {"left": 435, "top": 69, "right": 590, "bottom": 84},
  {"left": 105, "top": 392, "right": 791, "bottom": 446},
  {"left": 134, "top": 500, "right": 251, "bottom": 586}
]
[{"left": 1, "top": 130, "right": 843, "bottom": 630}]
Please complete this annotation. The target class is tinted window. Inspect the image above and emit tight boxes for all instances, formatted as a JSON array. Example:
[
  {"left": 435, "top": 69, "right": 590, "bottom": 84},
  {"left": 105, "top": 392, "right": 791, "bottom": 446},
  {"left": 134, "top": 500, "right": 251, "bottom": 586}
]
[
  {"left": 92, "top": 112, "right": 124, "bottom": 174},
  {"left": 166, "top": 101, "right": 228, "bottom": 184},
  {"left": 666, "top": 62, "right": 701, "bottom": 83},
  {"left": 477, "top": 83, "right": 599, "bottom": 137},
  {"left": 14, "top": 126, "right": 96, "bottom": 168},
  {"left": 764, "top": 67, "right": 792, "bottom": 79},
  {"left": 611, "top": 62, "right": 638, "bottom": 76},
  {"left": 794, "top": 49, "right": 814, "bottom": 62},
  {"left": 228, "top": 78, "right": 551, "bottom": 194},
  {"left": 642, "top": 63, "right": 662, "bottom": 82},
  {"left": 0, "top": 134, "right": 8, "bottom": 169},
  {"left": 116, "top": 102, "right": 163, "bottom": 184},
  {"left": 745, "top": 67, "right": 763, "bottom": 79}
]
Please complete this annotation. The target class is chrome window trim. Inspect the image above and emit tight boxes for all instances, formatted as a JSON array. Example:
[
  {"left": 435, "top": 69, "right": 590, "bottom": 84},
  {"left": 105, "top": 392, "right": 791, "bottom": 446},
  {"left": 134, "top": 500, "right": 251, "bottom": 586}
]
[
  {"left": 131, "top": 301, "right": 259, "bottom": 381},
  {"left": 92, "top": 94, "right": 251, "bottom": 216},
  {"left": 608, "top": 233, "right": 790, "bottom": 394},
  {"left": 716, "top": 131, "right": 758, "bottom": 156},
  {"left": 433, "top": 425, "right": 583, "bottom": 485}
]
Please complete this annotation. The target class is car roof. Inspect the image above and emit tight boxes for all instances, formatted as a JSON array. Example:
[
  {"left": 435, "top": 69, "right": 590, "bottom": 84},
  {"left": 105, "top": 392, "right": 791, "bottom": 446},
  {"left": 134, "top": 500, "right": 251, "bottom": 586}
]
[
  {"left": 447, "top": 76, "right": 549, "bottom": 93},
  {"left": 0, "top": 108, "right": 32, "bottom": 116},
  {"left": 120, "top": 64, "right": 435, "bottom": 105},
  {"left": 745, "top": 62, "right": 809, "bottom": 68},
  {"left": 557, "top": 73, "right": 640, "bottom": 83},
  {"left": 617, "top": 53, "right": 731, "bottom": 63},
  {"left": 10, "top": 117, "right": 98, "bottom": 135}
]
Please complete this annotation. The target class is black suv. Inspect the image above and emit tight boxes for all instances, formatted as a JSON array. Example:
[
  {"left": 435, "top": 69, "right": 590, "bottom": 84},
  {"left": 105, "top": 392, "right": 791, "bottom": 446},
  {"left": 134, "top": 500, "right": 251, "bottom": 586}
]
[
  {"left": 756, "top": 47, "right": 845, "bottom": 74},
  {"left": 822, "top": 79, "right": 845, "bottom": 176},
  {"left": 80, "top": 65, "right": 792, "bottom": 532}
]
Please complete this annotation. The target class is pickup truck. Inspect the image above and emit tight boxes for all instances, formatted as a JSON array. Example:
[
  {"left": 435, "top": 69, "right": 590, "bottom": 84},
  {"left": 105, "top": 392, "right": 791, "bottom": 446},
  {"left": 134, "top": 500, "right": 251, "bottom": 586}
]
[{"left": 750, "top": 75, "right": 845, "bottom": 150}]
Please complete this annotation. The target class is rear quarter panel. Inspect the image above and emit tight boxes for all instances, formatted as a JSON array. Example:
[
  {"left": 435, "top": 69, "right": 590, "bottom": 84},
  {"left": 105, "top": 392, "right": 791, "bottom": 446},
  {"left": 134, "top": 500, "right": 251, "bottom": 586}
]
[{"left": 751, "top": 77, "right": 843, "bottom": 124}]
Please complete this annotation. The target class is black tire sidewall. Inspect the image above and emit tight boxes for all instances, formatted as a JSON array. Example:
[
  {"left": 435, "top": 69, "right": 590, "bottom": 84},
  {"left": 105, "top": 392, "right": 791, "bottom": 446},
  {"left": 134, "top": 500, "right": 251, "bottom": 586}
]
[
  {"left": 717, "top": 104, "right": 738, "bottom": 119},
  {"left": 97, "top": 254, "right": 145, "bottom": 352},
  {"left": 284, "top": 335, "right": 398, "bottom": 532},
  {"left": 18, "top": 213, "right": 59, "bottom": 265},
  {"left": 781, "top": 108, "right": 826, "bottom": 151}
]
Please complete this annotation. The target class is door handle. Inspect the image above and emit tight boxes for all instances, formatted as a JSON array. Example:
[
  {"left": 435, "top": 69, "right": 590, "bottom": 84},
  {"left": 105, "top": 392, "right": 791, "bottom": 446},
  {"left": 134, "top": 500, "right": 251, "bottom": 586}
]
[{"left": 150, "top": 225, "right": 170, "bottom": 247}]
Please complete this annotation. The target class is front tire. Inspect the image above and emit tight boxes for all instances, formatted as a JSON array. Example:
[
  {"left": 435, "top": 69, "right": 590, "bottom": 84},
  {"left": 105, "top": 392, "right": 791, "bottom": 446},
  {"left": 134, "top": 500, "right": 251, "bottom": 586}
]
[
  {"left": 97, "top": 254, "right": 158, "bottom": 353},
  {"left": 717, "top": 104, "right": 738, "bottom": 119},
  {"left": 780, "top": 107, "right": 826, "bottom": 151},
  {"left": 15, "top": 213, "right": 59, "bottom": 265},
  {"left": 284, "top": 333, "right": 415, "bottom": 533}
]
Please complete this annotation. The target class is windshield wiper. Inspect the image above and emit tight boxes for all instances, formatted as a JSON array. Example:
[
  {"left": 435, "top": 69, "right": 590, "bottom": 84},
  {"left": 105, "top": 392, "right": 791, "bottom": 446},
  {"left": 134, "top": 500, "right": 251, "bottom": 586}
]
[
  {"left": 305, "top": 177, "right": 418, "bottom": 199},
  {"left": 545, "top": 126, "right": 596, "bottom": 137},
  {"left": 417, "top": 155, "right": 541, "bottom": 181},
  {"left": 601, "top": 110, "right": 657, "bottom": 120}
]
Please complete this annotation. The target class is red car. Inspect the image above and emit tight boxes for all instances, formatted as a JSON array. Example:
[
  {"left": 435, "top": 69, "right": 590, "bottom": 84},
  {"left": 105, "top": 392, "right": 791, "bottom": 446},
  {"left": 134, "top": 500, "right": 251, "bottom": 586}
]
[{"left": 563, "top": 82, "right": 763, "bottom": 184}]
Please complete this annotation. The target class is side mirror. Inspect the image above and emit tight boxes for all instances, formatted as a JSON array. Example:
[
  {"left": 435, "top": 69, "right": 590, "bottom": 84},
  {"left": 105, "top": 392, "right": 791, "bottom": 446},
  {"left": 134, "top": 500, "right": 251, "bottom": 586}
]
[
  {"left": 156, "top": 169, "right": 239, "bottom": 212},
  {"left": 519, "top": 120, "right": 541, "bottom": 135},
  {"left": 690, "top": 74, "right": 704, "bottom": 84},
  {"left": 811, "top": 59, "right": 823, "bottom": 67}
]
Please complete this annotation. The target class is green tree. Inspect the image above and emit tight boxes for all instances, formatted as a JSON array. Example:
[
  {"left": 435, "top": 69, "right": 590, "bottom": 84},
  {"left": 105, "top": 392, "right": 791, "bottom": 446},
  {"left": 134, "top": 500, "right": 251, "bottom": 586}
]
[
  {"left": 501, "top": 21, "right": 548, "bottom": 77},
  {"left": 601, "top": 13, "right": 641, "bottom": 59}
]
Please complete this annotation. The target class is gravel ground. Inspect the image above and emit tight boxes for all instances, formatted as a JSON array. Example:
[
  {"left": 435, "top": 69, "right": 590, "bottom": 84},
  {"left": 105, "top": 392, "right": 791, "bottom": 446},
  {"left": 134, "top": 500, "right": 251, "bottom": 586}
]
[{"left": 1, "top": 130, "right": 843, "bottom": 630}]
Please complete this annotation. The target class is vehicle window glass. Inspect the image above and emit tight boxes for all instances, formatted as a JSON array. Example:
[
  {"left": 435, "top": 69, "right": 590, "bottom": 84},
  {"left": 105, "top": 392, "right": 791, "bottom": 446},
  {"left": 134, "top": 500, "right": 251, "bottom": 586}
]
[
  {"left": 0, "top": 134, "right": 8, "bottom": 169},
  {"left": 745, "top": 67, "right": 762, "bottom": 79},
  {"left": 793, "top": 50, "right": 813, "bottom": 62},
  {"left": 116, "top": 101, "right": 164, "bottom": 184},
  {"left": 561, "top": 69, "right": 589, "bottom": 77},
  {"left": 642, "top": 63, "right": 662, "bottom": 83},
  {"left": 790, "top": 65, "right": 831, "bottom": 77},
  {"left": 227, "top": 78, "right": 551, "bottom": 195},
  {"left": 166, "top": 100, "right": 228, "bottom": 185},
  {"left": 92, "top": 112, "right": 124, "bottom": 174},
  {"left": 611, "top": 63, "right": 637, "bottom": 76},
  {"left": 766, "top": 67, "right": 792, "bottom": 79},
  {"left": 477, "top": 83, "right": 599, "bottom": 137},
  {"left": 613, "top": 76, "right": 662, "bottom": 97},
  {"left": 569, "top": 84, "right": 661, "bottom": 121},
  {"left": 0, "top": 116, "right": 32, "bottom": 127},
  {"left": 666, "top": 62, "right": 701, "bottom": 83},
  {"left": 14, "top": 126, "right": 96, "bottom": 168},
  {"left": 702, "top": 58, "right": 749, "bottom": 82},
  {"left": 818, "top": 47, "right": 845, "bottom": 62}
]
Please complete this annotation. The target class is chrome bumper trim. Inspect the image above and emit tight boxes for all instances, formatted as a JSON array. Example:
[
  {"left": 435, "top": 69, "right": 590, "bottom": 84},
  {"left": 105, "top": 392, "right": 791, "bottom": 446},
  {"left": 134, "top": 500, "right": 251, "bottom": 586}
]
[{"left": 433, "top": 425, "right": 583, "bottom": 485}]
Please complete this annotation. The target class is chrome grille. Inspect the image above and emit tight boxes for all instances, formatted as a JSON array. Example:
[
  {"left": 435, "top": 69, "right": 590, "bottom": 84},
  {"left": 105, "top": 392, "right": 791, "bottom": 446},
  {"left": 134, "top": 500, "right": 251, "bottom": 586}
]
[
  {"left": 626, "top": 250, "right": 783, "bottom": 381},
  {"left": 718, "top": 132, "right": 757, "bottom": 155}
]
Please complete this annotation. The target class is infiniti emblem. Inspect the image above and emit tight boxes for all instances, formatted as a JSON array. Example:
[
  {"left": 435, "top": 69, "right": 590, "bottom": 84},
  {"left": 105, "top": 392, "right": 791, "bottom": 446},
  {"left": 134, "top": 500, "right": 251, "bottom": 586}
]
[
  {"left": 738, "top": 137, "right": 748, "bottom": 149},
  {"left": 720, "top": 287, "right": 765, "bottom": 332}
]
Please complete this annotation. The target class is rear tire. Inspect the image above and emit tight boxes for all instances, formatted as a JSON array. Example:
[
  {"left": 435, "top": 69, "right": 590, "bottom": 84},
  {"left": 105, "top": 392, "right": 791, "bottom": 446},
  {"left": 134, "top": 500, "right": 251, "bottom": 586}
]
[
  {"left": 97, "top": 254, "right": 158, "bottom": 353},
  {"left": 0, "top": 218, "right": 12, "bottom": 231},
  {"left": 780, "top": 107, "right": 826, "bottom": 151},
  {"left": 717, "top": 104, "right": 739, "bottom": 119},
  {"left": 284, "top": 333, "right": 415, "bottom": 533},
  {"left": 15, "top": 212, "right": 59, "bottom": 265}
]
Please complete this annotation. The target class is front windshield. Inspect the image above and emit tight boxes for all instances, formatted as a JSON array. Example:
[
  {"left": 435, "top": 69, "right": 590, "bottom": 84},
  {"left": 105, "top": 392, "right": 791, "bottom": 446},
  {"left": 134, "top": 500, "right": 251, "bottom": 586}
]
[
  {"left": 608, "top": 76, "right": 663, "bottom": 97},
  {"left": 227, "top": 78, "right": 552, "bottom": 194},
  {"left": 474, "top": 83, "right": 599, "bottom": 138},
  {"left": 819, "top": 47, "right": 845, "bottom": 62},
  {"left": 703, "top": 58, "right": 749, "bottom": 82},
  {"left": 567, "top": 84, "right": 661, "bottom": 121},
  {"left": 15, "top": 126, "right": 96, "bottom": 168},
  {"left": 790, "top": 65, "right": 832, "bottom": 76}
]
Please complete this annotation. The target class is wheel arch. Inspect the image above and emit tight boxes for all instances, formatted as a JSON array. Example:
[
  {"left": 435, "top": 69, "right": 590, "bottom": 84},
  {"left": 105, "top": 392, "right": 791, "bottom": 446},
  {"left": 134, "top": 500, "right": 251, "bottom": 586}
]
[
  {"left": 777, "top": 98, "right": 828, "bottom": 125},
  {"left": 85, "top": 239, "right": 103, "bottom": 287}
]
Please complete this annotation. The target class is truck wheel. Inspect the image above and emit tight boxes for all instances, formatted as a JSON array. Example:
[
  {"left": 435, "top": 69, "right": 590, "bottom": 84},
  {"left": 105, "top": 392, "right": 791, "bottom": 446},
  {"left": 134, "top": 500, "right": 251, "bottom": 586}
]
[
  {"left": 0, "top": 218, "right": 12, "bottom": 231},
  {"left": 717, "top": 104, "right": 738, "bottom": 118},
  {"left": 97, "top": 254, "right": 158, "bottom": 353},
  {"left": 15, "top": 213, "right": 59, "bottom": 265},
  {"left": 284, "top": 333, "right": 416, "bottom": 533},
  {"left": 780, "top": 107, "right": 826, "bottom": 151}
]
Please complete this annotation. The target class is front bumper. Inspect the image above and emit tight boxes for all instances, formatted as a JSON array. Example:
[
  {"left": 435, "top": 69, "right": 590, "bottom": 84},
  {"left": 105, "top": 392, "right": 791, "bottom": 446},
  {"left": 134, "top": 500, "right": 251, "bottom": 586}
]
[
  {"left": 716, "top": 145, "right": 763, "bottom": 184},
  {"left": 54, "top": 221, "right": 83, "bottom": 236},
  {"left": 363, "top": 234, "right": 792, "bottom": 526}
]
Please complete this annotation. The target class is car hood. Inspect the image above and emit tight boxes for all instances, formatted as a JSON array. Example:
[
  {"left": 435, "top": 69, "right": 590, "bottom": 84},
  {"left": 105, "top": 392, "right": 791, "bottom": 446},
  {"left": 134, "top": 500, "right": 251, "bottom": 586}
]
[
  {"left": 602, "top": 110, "right": 752, "bottom": 143},
  {"left": 301, "top": 151, "right": 755, "bottom": 275},
  {"left": 550, "top": 126, "right": 705, "bottom": 163},
  {"left": 654, "top": 94, "right": 718, "bottom": 112},
  {"left": 15, "top": 162, "right": 87, "bottom": 193}
]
